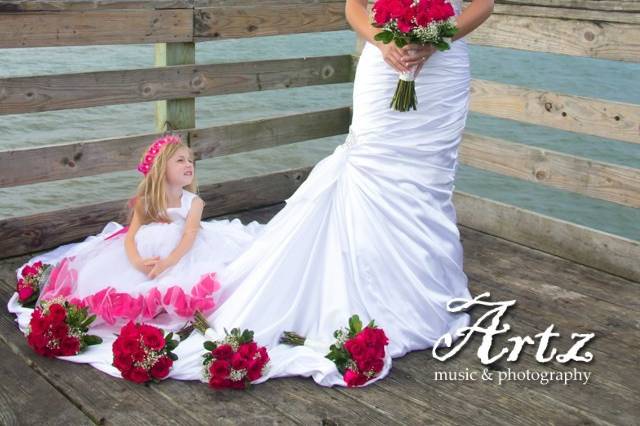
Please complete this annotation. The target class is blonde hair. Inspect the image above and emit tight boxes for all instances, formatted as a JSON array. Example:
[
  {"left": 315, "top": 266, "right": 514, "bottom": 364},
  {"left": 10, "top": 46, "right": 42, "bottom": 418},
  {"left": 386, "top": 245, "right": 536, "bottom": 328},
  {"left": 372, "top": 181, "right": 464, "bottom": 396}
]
[{"left": 130, "top": 140, "right": 198, "bottom": 225}]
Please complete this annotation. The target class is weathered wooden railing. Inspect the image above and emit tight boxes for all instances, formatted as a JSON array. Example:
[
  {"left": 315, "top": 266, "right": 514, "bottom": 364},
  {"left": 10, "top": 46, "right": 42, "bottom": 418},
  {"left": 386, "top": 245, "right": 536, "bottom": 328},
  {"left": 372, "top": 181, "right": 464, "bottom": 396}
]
[{"left": 0, "top": 0, "right": 638, "bottom": 283}]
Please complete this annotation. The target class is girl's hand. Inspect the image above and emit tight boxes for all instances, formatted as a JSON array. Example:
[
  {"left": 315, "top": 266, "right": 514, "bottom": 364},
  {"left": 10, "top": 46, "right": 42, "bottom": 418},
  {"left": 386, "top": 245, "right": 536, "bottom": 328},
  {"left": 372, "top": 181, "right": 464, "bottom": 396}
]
[
  {"left": 133, "top": 256, "right": 159, "bottom": 275},
  {"left": 376, "top": 42, "right": 412, "bottom": 73},
  {"left": 148, "top": 258, "right": 175, "bottom": 279}
]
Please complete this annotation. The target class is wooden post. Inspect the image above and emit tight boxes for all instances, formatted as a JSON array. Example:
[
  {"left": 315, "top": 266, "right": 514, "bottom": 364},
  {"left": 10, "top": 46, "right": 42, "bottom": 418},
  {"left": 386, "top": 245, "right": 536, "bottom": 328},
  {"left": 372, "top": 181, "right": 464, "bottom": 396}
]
[{"left": 155, "top": 42, "right": 196, "bottom": 134}]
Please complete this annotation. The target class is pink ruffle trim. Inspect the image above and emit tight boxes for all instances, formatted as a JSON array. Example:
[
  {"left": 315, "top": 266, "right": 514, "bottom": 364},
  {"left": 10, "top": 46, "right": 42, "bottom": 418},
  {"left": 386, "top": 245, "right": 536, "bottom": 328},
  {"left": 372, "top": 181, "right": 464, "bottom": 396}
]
[{"left": 41, "top": 259, "right": 221, "bottom": 325}]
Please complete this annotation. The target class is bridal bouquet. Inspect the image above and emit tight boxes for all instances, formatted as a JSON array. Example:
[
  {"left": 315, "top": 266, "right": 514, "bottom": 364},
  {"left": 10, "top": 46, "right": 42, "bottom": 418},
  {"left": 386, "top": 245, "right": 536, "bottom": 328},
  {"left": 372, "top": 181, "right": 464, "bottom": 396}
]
[
  {"left": 372, "top": 0, "right": 459, "bottom": 111},
  {"left": 280, "top": 314, "right": 389, "bottom": 387},
  {"left": 26, "top": 297, "right": 102, "bottom": 357},
  {"left": 112, "top": 321, "right": 179, "bottom": 383},
  {"left": 193, "top": 311, "right": 270, "bottom": 390},
  {"left": 16, "top": 260, "right": 52, "bottom": 307}
]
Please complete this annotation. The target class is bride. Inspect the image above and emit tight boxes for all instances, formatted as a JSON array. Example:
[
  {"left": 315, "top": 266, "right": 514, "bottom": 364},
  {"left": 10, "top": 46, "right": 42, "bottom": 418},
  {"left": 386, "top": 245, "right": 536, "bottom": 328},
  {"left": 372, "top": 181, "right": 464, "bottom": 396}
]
[{"left": 173, "top": 0, "right": 496, "bottom": 386}]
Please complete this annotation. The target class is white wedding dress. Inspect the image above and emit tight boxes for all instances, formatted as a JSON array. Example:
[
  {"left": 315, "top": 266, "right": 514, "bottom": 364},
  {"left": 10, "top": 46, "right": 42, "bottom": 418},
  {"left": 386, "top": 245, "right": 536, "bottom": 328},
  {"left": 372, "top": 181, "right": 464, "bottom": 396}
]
[
  {"left": 173, "top": 0, "right": 473, "bottom": 386},
  {"left": 7, "top": 0, "right": 472, "bottom": 386}
]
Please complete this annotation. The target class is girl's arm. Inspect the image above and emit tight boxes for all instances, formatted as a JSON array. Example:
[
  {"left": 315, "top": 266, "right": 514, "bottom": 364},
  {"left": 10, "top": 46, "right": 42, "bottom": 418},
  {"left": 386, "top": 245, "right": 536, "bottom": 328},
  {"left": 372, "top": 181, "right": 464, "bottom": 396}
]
[
  {"left": 148, "top": 197, "right": 205, "bottom": 279},
  {"left": 125, "top": 204, "right": 159, "bottom": 274}
]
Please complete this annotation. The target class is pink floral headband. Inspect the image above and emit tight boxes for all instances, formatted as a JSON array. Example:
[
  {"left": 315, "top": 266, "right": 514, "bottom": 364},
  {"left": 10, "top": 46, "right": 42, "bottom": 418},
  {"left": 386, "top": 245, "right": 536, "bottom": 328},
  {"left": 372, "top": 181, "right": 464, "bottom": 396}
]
[{"left": 137, "top": 135, "right": 182, "bottom": 176}]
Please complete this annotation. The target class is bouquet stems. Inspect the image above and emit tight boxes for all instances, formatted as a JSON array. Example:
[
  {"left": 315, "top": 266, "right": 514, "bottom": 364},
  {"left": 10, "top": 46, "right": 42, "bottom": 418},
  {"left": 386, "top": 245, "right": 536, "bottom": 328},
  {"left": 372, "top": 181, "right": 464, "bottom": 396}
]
[
  {"left": 193, "top": 310, "right": 211, "bottom": 334},
  {"left": 390, "top": 67, "right": 418, "bottom": 112},
  {"left": 280, "top": 331, "right": 306, "bottom": 346}
]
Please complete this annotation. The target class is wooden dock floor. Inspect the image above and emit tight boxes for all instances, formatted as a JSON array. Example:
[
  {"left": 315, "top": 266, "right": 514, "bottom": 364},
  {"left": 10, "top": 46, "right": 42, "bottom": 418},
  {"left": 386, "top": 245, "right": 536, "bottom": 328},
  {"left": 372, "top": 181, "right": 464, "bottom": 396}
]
[{"left": 0, "top": 203, "right": 638, "bottom": 425}]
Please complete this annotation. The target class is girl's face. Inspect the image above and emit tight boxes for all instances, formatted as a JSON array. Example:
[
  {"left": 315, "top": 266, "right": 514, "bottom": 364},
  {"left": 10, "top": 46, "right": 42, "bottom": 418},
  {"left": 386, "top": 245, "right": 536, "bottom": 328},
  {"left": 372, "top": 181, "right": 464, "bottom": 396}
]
[{"left": 165, "top": 146, "right": 194, "bottom": 188}]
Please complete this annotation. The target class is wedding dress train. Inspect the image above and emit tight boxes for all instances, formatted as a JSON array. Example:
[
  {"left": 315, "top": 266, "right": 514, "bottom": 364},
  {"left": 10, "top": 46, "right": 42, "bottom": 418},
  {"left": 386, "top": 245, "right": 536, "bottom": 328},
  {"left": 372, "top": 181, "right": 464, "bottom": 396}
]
[{"left": 173, "top": 1, "right": 473, "bottom": 386}]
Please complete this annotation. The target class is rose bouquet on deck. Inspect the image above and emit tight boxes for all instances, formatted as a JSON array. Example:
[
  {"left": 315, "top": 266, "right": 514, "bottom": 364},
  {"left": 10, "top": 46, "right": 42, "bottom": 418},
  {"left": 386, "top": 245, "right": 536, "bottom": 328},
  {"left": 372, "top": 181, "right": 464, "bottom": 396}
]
[
  {"left": 193, "top": 311, "right": 270, "bottom": 390},
  {"left": 112, "top": 321, "right": 179, "bottom": 384},
  {"left": 372, "top": 0, "right": 459, "bottom": 111},
  {"left": 26, "top": 297, "right": 103, "bottom": 357},
  {"left": 280, "top": 314, "right": 389, "bottom": 387},
  {"left": 16, "top": 261, "right": 52, "bottom": 307}
]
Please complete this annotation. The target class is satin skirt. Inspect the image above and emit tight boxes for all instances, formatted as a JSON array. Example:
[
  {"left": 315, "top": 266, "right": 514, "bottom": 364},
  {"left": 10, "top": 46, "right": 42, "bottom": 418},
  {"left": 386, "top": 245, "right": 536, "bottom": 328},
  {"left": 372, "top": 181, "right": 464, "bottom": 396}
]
[{"left": 173, "top": 35, "right": 474, "bottom": 386}]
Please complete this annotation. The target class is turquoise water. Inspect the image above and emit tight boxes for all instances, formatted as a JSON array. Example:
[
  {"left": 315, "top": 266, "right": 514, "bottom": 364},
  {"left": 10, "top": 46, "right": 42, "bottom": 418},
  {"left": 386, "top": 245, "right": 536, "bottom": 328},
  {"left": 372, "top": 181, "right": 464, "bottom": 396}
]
[{"left": 0, "top": 31, "right": 639, "bottom": 240}]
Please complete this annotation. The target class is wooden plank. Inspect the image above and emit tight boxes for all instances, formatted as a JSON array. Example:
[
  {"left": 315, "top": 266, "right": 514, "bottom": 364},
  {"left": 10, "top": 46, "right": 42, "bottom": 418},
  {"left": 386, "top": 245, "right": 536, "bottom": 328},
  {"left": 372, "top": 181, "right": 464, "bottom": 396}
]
[
  {"left": 459, "top": 132, "right": 640, "bottom": 208},
  {"left": 454, "top": 190, "right": 640, "bottom": 282},
  {"left": 0, "top": 131, "right": 189, "bottom": 188},
  {"left": 194, "top": 1, "right": 348, "bottom": 40},
  {"left": 0, "top": 108, "right": 349, "bottom": 187},
  {"left": 0, "top": 341, "right": 92, "bottom": 425},
  {"left": 0, "top": 9, "right": 193, "bottom": 48},
  {"left": 465, "top": 13, "right": 640, "bottom": 63},
  {"left": 487, "top": 3, "right": 640, "bottom": 24},
  {"left": 484, "top": 0, "right": 640, "bottom": 13},
  {"left": 469, "top": 79, "right": 640, "bottom": 145},
  {"left": 190, "top": 107, "right": 351, "bottom": 160},
  {"left": 0, "top": 167, "right": 311, "bottom": 257},
  {"left": 461, "top": 227, "right": 640, "bottom": 312},
  {"left": 0, "top": 55, "right": 352, "bottom": 115},
  {"left": 0, "top": 0, "right": 194, "bottom": 11}
]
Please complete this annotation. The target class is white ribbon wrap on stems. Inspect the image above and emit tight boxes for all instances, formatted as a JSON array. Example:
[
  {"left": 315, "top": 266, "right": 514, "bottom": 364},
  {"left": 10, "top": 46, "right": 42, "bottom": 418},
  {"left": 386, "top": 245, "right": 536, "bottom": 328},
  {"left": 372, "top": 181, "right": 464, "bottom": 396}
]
[{"left": 398, "top": 66, "right": 417, "bottom": 82}]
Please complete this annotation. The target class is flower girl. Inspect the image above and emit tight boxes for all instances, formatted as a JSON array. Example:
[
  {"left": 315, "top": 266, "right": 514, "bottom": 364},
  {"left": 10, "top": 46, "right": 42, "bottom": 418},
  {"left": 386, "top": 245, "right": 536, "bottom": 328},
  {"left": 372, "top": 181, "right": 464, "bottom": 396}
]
[{"left": 9, "top": 134, "right": 264, "bottom": 330}]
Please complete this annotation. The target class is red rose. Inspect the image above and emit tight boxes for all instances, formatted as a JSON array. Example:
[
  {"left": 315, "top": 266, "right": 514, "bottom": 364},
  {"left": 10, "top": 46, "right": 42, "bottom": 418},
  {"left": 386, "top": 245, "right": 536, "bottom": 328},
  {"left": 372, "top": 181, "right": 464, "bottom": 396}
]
[
  {"left": 61, "top": 336, "right": 80, "bottom": 356},
  {"left": 51, "top": 323, "right": 70, "bottom": 340},
  {"left": 22, "top": 265, "right": 36, "bottom": 277},
  {"left": 150, "top": 356, "right": 173, "bottom": 379},
  {"left": 48, "top": 304, "right": 67, "bottom": 323},
  {"left": 231, "top": 352, "right": 248, "bottom": 370},
  {"left": 211, "top": 359, "right": 231, "bottom": 378},
  {"left": 18, "top": 286, "right": 35, "bottom": 301},
  {"left": 119, "top": 321, "right": 140, "bottom": 340},
  {"left": 113, "top": 352, "right": 133, "bottom": 372},
  {"left": 29, "top": 316, "right": 48, "bottom": 334},
  {"left": 27, "top": 333, "right": 47, "bottom": 355},
  {"left": 356, "top": 358, "right": 374, "bottom": 373},
  {"left": 238, "top": 342, "right": 258, "bottom": 358},
  {"left": 364, "top": 348, "right": 379, "bottom": 362},
  {"left": 209, "top": 377, "right": 233, "bottom": 389},
  {"left": 344, "top": 338, "right": 367, "bottom": 360},
  {"left": 370, "top": 358, "right": 385, "bottom": 373},
  {"left": 127, "top": 367, "right": 150, "bottom": 384},
  {"left": 132, "top": 349, "right": 147, "bottom": 363},
  {"left": 141, "top": 325, "right": 165, "bottom": 351},
  {"left": 121, "top": 336, "right": 141, "bottom": 356},
  {"left": 212, "top": 344, "right": 233, "bottom": 360},
  {"left": 229, "top": 380, "right": 246, "bottom": 390},
  {"left": 257, "top": 347, "right": 269, "bottom": 364},
  {"left": 247, "top": 359, "right": 264, "bottom": 381},
  {"left": 344, "top": 369, "right": 369, "bottom": 387}
]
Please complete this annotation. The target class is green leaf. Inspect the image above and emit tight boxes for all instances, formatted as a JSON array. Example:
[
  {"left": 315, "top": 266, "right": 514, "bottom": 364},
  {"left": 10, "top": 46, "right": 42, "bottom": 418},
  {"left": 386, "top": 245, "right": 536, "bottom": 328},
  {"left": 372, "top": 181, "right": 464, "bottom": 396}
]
[
  {"left": 348, "top": 315, "right": 362, "bottom": 334},
  {"left": 168, "top": 352, "right": 179, "bottom": 361},
  {"left": 165, "top": 339, "right": 178, "bottom": 352},
  {"left": 165, "top": 332, "right": 174, "bottom": 342},
  {"left": 203, "top": 341, "right": 216, "bottom": 351},
  {"left": 83, "top": 335, "right": 103, "bottom": 346},
  {"left": 394, "top": 37, "right": 408, "bottom": 48},
  {"left": 80, "top": 314, "right": 97, "bottom": 328},
  {"left": 374, "top": 30, "right": 393, "bottom": 44}
]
